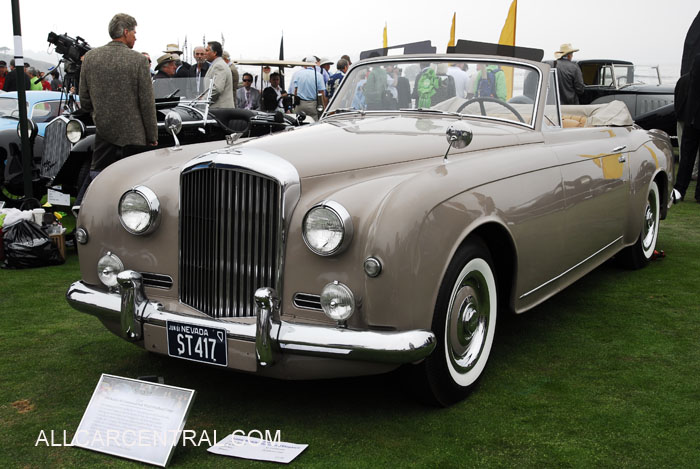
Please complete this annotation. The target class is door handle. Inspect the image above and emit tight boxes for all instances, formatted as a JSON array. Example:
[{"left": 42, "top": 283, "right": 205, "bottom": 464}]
[{"left": 612, "top": 145, "right": 627, "bottom": 153}]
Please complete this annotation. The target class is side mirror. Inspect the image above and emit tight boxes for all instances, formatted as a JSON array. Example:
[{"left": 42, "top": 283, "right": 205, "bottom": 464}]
[{"left": 444, "top": 122, "right": 473, "bottom": 162}]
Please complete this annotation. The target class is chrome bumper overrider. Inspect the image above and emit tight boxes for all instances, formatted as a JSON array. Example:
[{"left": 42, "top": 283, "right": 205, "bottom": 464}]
[{"left": 66, "top": 271, "right": 436, "bottom": 367}]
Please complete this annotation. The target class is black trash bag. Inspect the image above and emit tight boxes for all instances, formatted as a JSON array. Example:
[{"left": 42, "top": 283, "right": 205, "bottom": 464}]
[{"left": 2, "top": 220, "right": 64, "bottom": 269}]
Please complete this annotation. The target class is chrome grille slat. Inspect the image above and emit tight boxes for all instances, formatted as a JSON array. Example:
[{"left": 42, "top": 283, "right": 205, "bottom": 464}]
[{"left": 180, "top": 166, "right": 281, "bottom": 318}]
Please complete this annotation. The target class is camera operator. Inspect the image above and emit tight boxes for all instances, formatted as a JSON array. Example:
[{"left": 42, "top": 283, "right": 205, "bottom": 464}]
[{"left": 76, "top": 13, "right": 157, "bottom": 205}]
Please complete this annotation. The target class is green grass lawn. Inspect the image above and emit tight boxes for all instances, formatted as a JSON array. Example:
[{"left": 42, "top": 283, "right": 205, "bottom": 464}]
[{"left": 1, "top": 185, "right": 699, "bottom": 468}]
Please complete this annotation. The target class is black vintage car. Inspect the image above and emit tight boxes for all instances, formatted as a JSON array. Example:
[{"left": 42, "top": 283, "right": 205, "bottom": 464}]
[{"left": 577, "top": 59, "right": 677, "bottom": 138}]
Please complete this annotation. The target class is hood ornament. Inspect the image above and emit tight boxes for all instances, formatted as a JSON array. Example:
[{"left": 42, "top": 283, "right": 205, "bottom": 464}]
[{"left": 444, "top": 122, "right": 473, "bottom": 163}]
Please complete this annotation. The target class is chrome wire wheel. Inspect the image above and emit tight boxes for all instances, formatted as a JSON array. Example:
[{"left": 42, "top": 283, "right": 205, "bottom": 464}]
[
  {"left": 444, "top": 257, "right": 497, "bottom": 387},
  {"left": 641, "top": 182, "right": 660, "bottom": 260}
]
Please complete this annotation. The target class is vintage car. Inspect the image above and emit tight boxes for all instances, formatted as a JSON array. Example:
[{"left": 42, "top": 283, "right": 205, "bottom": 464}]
[
  {"left": 39, "top": 73, "right": 310, "bottom": 204},
  {"left": 0, "top": 90, "right": 79, "bottom": 204},
  {"left": 67, "top": 52, "right": 674, "bottom": 406},
  {"left": 577, "top": 59, "right": 676, "bottom": 138}
]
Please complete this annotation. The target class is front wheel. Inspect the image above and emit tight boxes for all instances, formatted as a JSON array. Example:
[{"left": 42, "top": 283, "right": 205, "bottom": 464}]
[
  {"left": 420, "top": 238, "right": 498, "bottom": 406},
  {"left": 619, "top": 180, "right": 660, "bottom": 269}
]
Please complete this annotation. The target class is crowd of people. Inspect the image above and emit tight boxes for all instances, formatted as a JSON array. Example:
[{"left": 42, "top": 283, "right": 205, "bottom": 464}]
[
  {"left": 143, "top": 43, "right": 353, "bottom": 119},
  {"left": 0, "top": 59, "right": 63, "bottom": 92}
]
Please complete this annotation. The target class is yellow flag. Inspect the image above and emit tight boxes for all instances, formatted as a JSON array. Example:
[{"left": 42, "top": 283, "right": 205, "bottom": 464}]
[
  {"left": 448, "top": 13, "right": 456, "bottom": 48},
  {"left": 498, "top": 0, "right": 517, "bottom": 99},
  {"left": 383, "top": 22, "right": 388, "bottom": 48}
]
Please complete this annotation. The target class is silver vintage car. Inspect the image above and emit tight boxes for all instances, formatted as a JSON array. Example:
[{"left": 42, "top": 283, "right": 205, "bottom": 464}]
[{"left": 67, "top": 52, "right": 674, "bottom": 405}]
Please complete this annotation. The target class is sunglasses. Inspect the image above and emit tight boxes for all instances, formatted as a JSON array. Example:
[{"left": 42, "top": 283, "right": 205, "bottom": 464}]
[{"left": 242, "top": 78, "right": 252, "bottom": 82}]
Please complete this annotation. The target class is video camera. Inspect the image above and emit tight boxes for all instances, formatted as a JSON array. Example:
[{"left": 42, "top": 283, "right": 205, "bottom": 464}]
[
  {"left": 47, "top": 32, "right": 91, "bottom": 63},
  {"left": 47, "top": 32, "right": 91, "bottom": 92}
]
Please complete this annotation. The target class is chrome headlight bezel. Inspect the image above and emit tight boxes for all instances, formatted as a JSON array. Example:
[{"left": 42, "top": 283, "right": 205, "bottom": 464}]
[
  {"left": 118, "top": 185, "right": 161, "bottom": 235},
  {"left": 65, "top": 118, "right": 85, "bottom": 144},
  {"left": 302, "top": 200, "right": 353, "bottom": 256}
]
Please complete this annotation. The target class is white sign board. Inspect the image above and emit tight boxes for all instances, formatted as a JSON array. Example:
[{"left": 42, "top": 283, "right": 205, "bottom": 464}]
[
  {"left": 47, "top": 188, "right": 71, "bottom": 207},
  {"left": 208, "top": 433, "right": 308, "bottom": 464},
  {"left": 72, "top": 374, "right": 196, "bottom": 467}
]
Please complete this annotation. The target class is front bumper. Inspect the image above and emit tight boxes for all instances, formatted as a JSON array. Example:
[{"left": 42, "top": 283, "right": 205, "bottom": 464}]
[{"left": 66, "top": 271, "right": 436, "bottom": 372}]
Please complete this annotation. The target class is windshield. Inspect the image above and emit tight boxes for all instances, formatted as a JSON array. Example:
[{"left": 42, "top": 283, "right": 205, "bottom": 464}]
[
  {"left": 326, "top": 59, "right": 540, "bottom": 126},
  {"left": 0, "top": 97, "right": 24, "bottom": 119},
  {"left": 0, "top": 97, "right": 65, "bottom": 123},
  {"left": 152, "top": 77, "right": 213, "bottom": 101}
]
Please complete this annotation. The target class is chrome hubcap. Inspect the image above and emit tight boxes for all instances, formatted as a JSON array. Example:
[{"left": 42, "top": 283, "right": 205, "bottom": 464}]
[
  {"left": 447, "top": 273, "right": 490, "bottom": 374},
  {"left": 642, "top": 194, "right": 658, "bottom": 251}
]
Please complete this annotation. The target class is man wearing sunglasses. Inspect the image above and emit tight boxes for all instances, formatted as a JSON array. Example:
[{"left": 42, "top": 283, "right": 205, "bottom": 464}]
[{"left": 236, "top": 73, "right": 260, "bottom": 110}]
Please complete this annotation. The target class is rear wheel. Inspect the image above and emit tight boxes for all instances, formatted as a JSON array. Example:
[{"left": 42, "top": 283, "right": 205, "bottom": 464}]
[
  {"left": 421, "top": 238, "right": 498, "bottom": 406},
  {"left": 619, "top": 181, "right": 660, "bottom": 269}
]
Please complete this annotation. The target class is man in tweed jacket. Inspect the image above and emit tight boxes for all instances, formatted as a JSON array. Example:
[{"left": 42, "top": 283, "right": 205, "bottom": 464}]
[
  {"left": 204, "top": 41, "right": 234, "bottom": 108},
  {"left": 78, "top": 14, "right": 157, "bottom": 180}
]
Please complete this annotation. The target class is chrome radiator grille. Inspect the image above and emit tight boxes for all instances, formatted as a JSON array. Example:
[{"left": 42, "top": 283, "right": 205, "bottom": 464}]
[
  {"left": 41, "top": 118, "right": 71, "bottom": 179},
  {"left": 180, "top": 167, "right": 281, "bottom": 318}
]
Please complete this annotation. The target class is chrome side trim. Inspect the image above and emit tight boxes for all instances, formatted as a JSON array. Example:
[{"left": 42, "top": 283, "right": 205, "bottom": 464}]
[
  {"left": 66, "top": 279, "right": 436, "bottom": 365},
  {"left": 519, "top": 236, "right": 623, "bottom": 299}
]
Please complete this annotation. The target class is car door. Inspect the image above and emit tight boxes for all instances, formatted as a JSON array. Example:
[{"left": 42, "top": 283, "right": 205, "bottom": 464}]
[{"left": 544, "top": 128, "right": 630, "bottom": 270}]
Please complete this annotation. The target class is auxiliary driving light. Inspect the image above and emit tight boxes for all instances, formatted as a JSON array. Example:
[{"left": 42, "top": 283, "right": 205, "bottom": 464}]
[
  {"left": 97, "top": 252, "right": 124, "bottom": 288},
  {"left": 320, "top": 281, "right": 355, "bottom": 322}
]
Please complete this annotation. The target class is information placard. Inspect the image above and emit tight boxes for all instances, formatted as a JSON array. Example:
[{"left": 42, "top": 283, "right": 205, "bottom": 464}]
[
  {"left": 72, "top": 374, "right": 195, "bottom": 467},
  {"left": 208, "top": 433, "right": 308, "bottom": 464}
]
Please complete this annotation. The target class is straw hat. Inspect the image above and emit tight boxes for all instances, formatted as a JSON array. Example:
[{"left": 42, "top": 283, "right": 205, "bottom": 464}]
[
  {"left": 163, "top": 43, "right": 182, "bottom": 54},
  {"left": 155, "top": 53, "right": 177, "bottom": 71},
  {"left": 555, "top": 43, "right": 579, "bottom": 59}
]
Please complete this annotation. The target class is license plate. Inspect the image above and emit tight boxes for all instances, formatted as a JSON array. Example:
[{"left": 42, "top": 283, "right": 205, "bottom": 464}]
[{"left": 166, "top": 321, "right": 228, "bottom": 367}]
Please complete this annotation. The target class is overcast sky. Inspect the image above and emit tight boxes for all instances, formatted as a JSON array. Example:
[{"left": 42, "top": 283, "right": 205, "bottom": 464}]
[{"left": 2, "top": 0, "right": 698, "bottom": 79}]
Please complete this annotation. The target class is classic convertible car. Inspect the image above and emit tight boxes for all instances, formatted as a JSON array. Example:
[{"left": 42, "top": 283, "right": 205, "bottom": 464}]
[
  {"left": 67, "top": 53, "right": 674, "bottom": 406},
  {"left": 577, "top": 59, "right": 676, "bottom": 138}
]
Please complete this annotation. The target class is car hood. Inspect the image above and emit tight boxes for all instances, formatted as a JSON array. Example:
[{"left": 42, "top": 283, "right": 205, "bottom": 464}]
[
  {"left": 239, "top": 115, "right": 535, "bottom": 178},
  {"left": 615, "top": 83, "right": 675, "bottom": 94},
  {"left": 101, "top": 115, "right": 538, "bottom": 186}
]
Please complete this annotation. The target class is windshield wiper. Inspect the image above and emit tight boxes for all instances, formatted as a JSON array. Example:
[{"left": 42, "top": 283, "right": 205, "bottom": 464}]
[
  {"left": 400, "top": 108, "right": 463, "bottom": 117},
  {"left": 325, "top": 107, "right": 363, "bottom": 116}
]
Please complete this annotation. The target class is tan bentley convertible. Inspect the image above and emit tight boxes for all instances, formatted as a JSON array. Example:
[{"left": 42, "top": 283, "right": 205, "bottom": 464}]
[{"left": 67, "top": 52, "right": 674, "bottom": 405}]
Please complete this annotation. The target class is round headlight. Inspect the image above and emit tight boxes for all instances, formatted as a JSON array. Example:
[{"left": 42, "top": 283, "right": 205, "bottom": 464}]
[
  {"left": 97, "top": 252, "right": 124, "bottom": 287},
  {"left": 66, "top": 119, "right": 85, "bottom": 144},
  {"left": 320, "top": 281, "right": 355, "bottom": 322},
  {"left": 302, "top": 201, "right": 353, "bottom": 256},
  {"left": 118, "top": 186, "right": 160, "bottom": 235},
  {"left": 16, "top": 119, "right": 38, "bottom": 139}
]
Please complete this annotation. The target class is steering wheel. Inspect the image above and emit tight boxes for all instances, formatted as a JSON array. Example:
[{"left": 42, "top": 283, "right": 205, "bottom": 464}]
[{"left": 456, "top": 96, "right": 525, "bottom": 123}]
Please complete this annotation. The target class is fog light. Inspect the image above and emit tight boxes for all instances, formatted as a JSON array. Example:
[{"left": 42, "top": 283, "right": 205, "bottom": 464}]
[
  {"left": 320, "top": 281, "right": 355, "bottom": 322},
  {"left": 97, "top": 252, "right": 124, "bottom": 288},
  {"left": 363, "top": 257, "right": 382, "bottom": 277},
  {"left": 75, "top": 227, "right": 88, "bottom": 244}
]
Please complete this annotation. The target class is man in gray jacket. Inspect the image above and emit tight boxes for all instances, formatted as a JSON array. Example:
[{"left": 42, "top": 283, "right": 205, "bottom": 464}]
[
  {"left": 204, "top": 41, "right": 234, "bottom": 108},
  {"left": 554, "top": 43, "right": 585, "bottom": 105},
  {"left": 77, "top": 13, "right": 157, "bottom": 204}
]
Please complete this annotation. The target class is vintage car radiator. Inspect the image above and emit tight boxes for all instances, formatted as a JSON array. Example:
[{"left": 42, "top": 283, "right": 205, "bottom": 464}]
[
  {"left": 179, "top": 166, "right": 282, "bottom": 318},
  {"left": 41, "top": 118, "right": 71, "bottom": 180}
]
